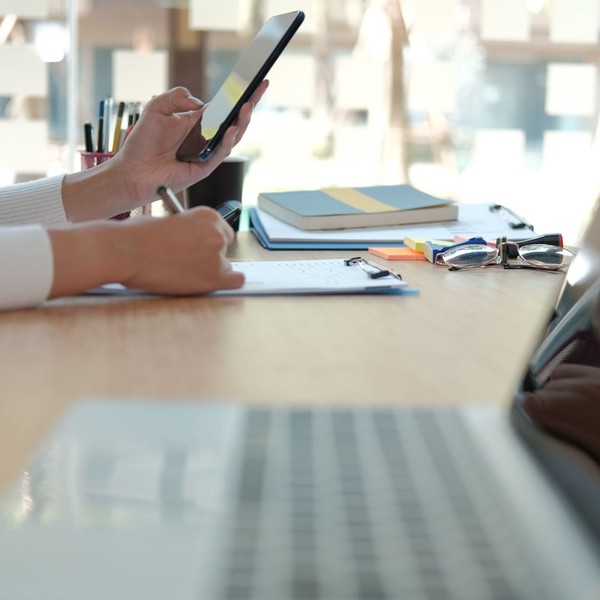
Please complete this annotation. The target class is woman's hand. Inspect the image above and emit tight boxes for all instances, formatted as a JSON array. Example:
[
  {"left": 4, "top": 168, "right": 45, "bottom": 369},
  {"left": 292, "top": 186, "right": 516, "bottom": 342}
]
[
  {"left": 116, "top": 81, "right": 269, "bottom": 202},
  {"left": 62, "top": 81, "right": 268, "bottom": 222},
  {"left": 48, "top": 208, "right": 244, "bottom": 298}
]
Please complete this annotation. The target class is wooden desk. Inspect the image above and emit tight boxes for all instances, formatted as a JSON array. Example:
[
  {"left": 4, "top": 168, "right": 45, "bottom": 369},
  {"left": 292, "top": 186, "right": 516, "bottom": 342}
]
[{"left": 0, "top": 232, "right": 564, "bottom": 490}]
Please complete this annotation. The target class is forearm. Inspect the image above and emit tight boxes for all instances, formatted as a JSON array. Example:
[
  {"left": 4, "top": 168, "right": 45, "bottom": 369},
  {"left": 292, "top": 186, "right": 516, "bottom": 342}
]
[
  {"left": 49, "top": 209, "right": 243, "bottom": 300},
  {"left": 61, "top": 155, "right": 139, "bottom": 223},
  {"left": 48, "top": 221, "right": 134, "bottom": 297}
]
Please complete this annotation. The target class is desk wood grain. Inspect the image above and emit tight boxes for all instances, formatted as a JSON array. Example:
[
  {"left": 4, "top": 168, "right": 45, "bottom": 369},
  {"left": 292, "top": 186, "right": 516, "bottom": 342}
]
[{"left": 0, "top": 232, "right": 564, "bottom": 490}]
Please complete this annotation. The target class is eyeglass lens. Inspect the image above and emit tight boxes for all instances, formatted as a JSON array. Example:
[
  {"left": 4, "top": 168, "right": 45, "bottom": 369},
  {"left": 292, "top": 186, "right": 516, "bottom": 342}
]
[
  {"left": 439, "top": 244, "right": 497, "bottom": 268},
  {"left": 518, "top": 244, "right": 572, "bottom": 268}
]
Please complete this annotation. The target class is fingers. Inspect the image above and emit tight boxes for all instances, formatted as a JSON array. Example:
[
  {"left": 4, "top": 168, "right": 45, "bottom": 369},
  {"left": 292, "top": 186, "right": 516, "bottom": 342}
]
[
  {"left": 249, "top": 79, "right": 269, "bottom": 107},
  {"left": 146, "top": 86, "right": 204, "bottom": 117},
  {"left": 219, "top": 269, "right": 246, "bottom": 290}
]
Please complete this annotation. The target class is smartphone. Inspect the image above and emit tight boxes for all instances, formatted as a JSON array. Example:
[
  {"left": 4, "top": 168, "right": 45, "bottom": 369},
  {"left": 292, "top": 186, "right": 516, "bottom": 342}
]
[
  {"left": 176, "top": 10, "right": 305, "bottom": 162},
  {"left": 215, "top": 199, "right": 242, "bottom": 228}
]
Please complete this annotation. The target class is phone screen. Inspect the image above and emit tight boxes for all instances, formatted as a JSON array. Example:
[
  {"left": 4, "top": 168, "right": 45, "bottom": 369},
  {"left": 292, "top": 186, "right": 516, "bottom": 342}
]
[{"left": 176, "top": 10, "right": 305, "bottom": 162}]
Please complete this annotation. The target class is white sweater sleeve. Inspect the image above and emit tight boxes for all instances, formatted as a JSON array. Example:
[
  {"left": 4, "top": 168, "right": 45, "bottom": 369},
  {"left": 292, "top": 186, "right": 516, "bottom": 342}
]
[
  {"left": 0, "top": 175, "right": 67, "bottom": 226},
  {"left": 0, "top": 225, "right": 53, "bottom": 311}
]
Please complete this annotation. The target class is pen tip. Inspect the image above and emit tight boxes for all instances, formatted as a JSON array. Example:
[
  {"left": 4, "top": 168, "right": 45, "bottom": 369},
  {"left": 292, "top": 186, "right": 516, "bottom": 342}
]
[{"left": 156, "top": 185, "right": 166, "bottom": 195}]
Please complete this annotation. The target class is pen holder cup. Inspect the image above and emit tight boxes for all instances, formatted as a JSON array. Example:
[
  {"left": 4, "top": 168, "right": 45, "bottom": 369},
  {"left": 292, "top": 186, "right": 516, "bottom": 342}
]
[
  {"left": 79, "top": 151, "right": 151, "bottom": 220},
  {"left": 80, "top": 151, "right": 115, "bottom": 169}
]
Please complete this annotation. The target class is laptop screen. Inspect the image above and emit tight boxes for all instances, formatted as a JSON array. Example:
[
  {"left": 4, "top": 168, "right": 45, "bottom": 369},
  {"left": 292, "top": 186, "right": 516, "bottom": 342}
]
[{"left": 513, "top": 197, "right": 600, "bottom": 532}]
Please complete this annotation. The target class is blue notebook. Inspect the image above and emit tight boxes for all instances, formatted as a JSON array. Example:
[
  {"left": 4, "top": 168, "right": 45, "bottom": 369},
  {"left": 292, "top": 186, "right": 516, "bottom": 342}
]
[{"left": 256, "top": 184, "right": 458, "bottom": 230}]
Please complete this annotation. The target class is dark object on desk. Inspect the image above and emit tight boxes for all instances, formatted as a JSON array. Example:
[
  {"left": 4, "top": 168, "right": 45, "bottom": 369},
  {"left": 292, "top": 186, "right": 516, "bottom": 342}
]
[
  {"left": 257, "top": 184, "right": 459, "bottom": 230},
  {"left": 185, "top": 157, "right": 246, "bottom": 231},
  {"left": 215, "top": 200, "right": 242, "bottom": 230}
]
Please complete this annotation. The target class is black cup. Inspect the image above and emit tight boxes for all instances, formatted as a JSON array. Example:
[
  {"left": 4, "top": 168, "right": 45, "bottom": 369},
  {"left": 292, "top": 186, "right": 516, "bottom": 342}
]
[{"left": 184, "top": 156, "right": 247, "bottom": 231}]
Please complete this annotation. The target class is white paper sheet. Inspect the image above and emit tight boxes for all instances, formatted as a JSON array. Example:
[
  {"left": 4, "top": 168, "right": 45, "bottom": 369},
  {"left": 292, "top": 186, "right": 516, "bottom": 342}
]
[{"left": 253, "top": 204, "right": 533, "bottom": 243}]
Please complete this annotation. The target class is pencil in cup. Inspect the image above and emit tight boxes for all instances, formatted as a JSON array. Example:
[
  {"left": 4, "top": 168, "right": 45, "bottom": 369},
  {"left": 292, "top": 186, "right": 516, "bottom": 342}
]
[{"left": 79, "top": 151, "right": 151, "bottom": 219}]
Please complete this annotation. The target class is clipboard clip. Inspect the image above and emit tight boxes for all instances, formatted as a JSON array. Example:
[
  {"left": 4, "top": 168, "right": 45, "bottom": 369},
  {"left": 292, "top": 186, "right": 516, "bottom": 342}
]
[
  {"left": 344, "top": 257, "right": 402, "bottom": 280},
  {"left": 489, "top": 204, "right": 534, "bottom": 231}
]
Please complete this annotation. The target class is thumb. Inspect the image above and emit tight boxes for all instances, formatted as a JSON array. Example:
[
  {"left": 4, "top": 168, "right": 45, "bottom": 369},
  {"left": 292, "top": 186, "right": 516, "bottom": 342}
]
[{"left": 149, "top": 87, "right": 204, "bottom": 116}]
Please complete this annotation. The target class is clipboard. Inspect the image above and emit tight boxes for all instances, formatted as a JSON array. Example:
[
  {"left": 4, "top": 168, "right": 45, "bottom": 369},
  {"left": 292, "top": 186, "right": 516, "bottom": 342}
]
[{"left": 85, "top": 258, "right": 418, "bottom": 297}]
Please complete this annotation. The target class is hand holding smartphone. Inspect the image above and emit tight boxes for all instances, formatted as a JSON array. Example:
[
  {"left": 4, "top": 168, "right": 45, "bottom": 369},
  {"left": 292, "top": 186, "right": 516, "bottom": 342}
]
[{"left": 176, "top": 10, "right": 305, "bottom": 163}]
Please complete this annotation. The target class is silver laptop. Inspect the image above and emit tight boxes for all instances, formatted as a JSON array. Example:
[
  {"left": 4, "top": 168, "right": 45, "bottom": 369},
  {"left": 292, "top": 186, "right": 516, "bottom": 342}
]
[{"left": 1, "top": 213, "right": 600, "bottom": 599}]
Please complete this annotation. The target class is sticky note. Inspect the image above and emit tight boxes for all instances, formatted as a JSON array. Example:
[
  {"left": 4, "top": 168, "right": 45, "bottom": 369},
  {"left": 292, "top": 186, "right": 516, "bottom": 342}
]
[
  {"left": 545, "top": 64, "right": 597, "bottom": 117},
  {"left": 404, "top": 236, "right": 453, "bottom": 252},
  {"left": 113, "top": 50, "right": 168, "bottom": 103},
  {"left": 368, "top": 247, "right": 426, "bottom": 261},
  {"left": 550, "top": 0, "right": 598, "bottom": 44},
  {"left": 480, "top": 0, "right": 530, "bottom": 41},
  {"left": 424, "top": 241, "right": 450, "bottom": 263}
]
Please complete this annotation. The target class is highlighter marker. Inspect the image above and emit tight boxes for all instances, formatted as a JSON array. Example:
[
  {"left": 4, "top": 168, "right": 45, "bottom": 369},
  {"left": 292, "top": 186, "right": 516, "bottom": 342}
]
[{"left": 111, "top": 101, "right": 126, "bottom": 153}]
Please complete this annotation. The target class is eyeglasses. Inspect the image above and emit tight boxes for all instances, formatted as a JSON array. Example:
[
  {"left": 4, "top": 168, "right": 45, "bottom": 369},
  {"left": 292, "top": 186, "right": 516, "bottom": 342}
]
[{"left": 435, "top": 241, "right": 573, "bottom": 271}]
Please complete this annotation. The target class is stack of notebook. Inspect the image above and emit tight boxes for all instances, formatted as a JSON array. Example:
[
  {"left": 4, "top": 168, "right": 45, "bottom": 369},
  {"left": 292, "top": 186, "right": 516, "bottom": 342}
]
[{"left": 249, "top": 184, "right": 534, "bottom": 251}]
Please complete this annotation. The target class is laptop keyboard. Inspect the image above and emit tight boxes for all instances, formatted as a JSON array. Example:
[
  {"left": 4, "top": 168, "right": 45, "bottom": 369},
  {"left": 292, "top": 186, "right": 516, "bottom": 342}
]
[{"left": 218, "top": 408, "right": 545, "bottom": 600}]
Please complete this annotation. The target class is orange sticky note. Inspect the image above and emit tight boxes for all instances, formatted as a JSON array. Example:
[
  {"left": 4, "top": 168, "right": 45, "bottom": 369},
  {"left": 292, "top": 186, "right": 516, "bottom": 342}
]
[{"left": 368, "top": 247, "right": 426, "bottom": 261}]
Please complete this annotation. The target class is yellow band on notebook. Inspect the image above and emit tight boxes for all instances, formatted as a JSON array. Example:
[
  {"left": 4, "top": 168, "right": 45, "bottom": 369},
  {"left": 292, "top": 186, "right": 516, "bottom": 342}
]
[{"left": 321, "top": 187, "right": 396, "bottom": 213}]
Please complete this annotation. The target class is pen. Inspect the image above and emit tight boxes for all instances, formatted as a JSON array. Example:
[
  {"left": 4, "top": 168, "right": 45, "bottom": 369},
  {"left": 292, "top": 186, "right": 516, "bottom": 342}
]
[
  {"left": 103, "top": 96, "right": 113, "bottom": 153},
  {"left": 127, "top": 104, "right": 135, "bottom": 128},
  {"left": 111, "top": 101, "right": 125, "bottom": 153},
  {"left": 97, "top": 100, "right": 105, "bottom": 152},
  {"left": 157, "top": 185, "right": 184, "bottom": 214},
  {"left": 84, "top": 122, "right": 94, "bottom": 152}
]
